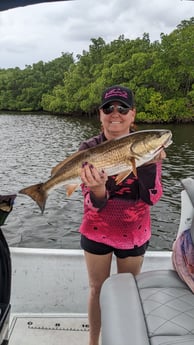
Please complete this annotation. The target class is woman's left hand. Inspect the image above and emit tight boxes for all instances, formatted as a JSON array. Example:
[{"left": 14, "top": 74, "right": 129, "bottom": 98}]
[{"left": 145, "top": 149, "right": 166, "bottom": 164}]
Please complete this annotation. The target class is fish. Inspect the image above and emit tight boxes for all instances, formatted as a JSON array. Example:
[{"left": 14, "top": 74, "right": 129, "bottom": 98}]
[{"left": 19, "top": 129, "right": 172, "bottom": 213}]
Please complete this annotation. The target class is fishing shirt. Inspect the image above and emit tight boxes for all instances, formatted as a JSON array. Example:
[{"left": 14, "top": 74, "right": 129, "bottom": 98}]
[{"left": 79, "top": 132, "right": 163, "bottom": 250}]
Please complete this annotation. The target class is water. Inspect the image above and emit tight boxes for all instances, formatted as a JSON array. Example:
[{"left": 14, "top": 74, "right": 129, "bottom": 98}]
[{"left": 0, "top": 113, "right": 194, "bottom": 251}]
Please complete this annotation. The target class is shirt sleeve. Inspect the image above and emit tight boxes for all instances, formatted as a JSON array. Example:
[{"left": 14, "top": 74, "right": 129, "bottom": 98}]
[
  {"left": 81, "top": 183, "right": 109, "bottom": 211},
  {"left": 137, "top": 162, "right": 163, "bottom": 205}
]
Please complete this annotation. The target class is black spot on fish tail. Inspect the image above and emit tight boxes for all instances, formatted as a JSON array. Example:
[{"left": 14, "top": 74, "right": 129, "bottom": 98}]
[{"left": 19, "top": 183, "right": 47, "bottom": 213}]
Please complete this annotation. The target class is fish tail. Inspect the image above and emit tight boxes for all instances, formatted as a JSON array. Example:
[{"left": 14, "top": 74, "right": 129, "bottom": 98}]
[{"left": 19, "top": 183, "right": 47, "bottom": 213}]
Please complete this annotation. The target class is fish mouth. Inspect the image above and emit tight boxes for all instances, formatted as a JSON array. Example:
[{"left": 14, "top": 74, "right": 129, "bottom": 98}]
[
  {"left": 162, "top": 133, "right": 173, "bottom": 148},
  {"left": 153, "top": 130, "right": 172, "bottom": 150},
  {"left": 154, "top": 135, "right": 173, "bottom": 154}
]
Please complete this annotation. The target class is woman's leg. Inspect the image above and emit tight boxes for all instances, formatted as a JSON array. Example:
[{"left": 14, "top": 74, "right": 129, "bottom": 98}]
[
  {"left": 116, "top": 255, "right": 144, "bottom": 275},
  {"left": 84, "top": 251, "right": 112, "bottom": 345}
]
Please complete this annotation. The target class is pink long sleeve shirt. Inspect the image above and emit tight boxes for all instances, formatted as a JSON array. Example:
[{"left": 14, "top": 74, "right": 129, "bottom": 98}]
[{"left": 79, "top": 133, "right": 163, "bottom": 250}]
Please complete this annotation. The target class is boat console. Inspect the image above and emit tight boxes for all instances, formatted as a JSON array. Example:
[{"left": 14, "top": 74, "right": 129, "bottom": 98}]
[
  {"left": 100, "top": 178, "right": 194, "bottom": 345},
  {"left": 0, "top": 195, "right": 16, "bottom": 345}
]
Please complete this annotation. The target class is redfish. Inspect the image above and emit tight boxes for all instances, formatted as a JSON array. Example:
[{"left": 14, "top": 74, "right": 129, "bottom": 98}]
[{"left": 19, "top": 129, "right": 172, "bottom": 213}]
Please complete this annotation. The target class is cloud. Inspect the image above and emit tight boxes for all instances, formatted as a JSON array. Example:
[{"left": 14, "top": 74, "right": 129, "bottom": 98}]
[{"left": 0, "top": 0, "right": 193, "bottom": 68}]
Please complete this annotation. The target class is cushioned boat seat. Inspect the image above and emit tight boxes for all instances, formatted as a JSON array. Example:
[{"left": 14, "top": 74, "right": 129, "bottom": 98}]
[{"left": 100, "top": 270, "right": 194, "bottom": 345}]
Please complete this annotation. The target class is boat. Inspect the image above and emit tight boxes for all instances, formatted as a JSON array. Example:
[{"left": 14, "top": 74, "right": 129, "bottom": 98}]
[
  {"left": 0, "top": 1, "right": 193, "bottom": 344},
  {"left": 0, "top": 0, "right": 72, "bottom": 12},
  {"left": 0, "top": 176, "right": 193, "bottom": 345}
]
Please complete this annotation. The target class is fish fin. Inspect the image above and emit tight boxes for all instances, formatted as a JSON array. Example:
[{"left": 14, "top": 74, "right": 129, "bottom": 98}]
[
  {"left": 115, "top": 170, "right": 132, "bottom": 184},
  {"left": 130, "top": 157, "right": 137, "bottom": 177},
  {"left": 65, "top": 184, "right": 79, "bottom": 197},
  {"left": 115, "top": 157, "right": 137, "bottom": 184},
  {"left": 19, "top": 183, "right": 47, "bottom": 213}
]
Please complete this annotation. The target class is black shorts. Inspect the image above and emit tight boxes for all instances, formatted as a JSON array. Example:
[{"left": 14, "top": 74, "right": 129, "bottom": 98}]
[{"left": 80, "top": 235, "right": 149, "bottom": 258}]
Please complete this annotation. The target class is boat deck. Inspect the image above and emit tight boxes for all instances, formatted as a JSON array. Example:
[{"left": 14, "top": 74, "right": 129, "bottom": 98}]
[
  {"left": 9, "top": 313, "right": 89, "bottom": 345},
  {"left": 7, "top": 249, "right": 174, "bottom": 345}
]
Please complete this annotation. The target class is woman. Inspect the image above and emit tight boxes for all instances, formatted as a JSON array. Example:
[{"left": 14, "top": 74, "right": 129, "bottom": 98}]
[{"left": 79, "top": 85, "right": 165, "bottom": 345}]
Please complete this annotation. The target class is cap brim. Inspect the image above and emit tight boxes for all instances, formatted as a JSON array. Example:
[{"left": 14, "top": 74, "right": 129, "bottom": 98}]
[{"left": 99, "top": 99, "right": 131, "bottom": 109}]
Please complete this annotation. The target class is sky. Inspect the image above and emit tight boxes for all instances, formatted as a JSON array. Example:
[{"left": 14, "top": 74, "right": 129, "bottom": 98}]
[{"left": 0, "top": 0, "right": 193, "bottom": 69}]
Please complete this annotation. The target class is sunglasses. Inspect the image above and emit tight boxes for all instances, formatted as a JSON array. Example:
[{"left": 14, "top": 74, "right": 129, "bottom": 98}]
[{"left": 102, "top": 105, "right": 131, "bottom": 115}]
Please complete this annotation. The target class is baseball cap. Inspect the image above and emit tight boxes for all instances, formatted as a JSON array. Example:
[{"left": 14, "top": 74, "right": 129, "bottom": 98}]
[{"left": 99, "top": 85, "right": 135, "bottom": 108}]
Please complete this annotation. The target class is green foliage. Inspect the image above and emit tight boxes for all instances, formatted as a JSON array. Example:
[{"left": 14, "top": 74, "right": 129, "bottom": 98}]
[
  {"left": 0, "top": 18, "right": 194, "bottom": 122},
  {"left": 0, "top": 53, "right": 74, "bottom": 111}
]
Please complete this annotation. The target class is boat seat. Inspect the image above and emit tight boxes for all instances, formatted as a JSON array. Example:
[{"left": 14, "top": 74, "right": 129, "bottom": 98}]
[{"left": 100, "top": 270, "right": 194, "bottom": 345}]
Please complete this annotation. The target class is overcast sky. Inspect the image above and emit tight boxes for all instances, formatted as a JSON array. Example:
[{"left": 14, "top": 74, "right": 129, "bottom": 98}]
[{"left": 0, "top": 0, "right": 193, "bottom": 69}]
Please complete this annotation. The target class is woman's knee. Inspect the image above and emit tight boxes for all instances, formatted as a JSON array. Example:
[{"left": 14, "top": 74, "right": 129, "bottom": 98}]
[{"left": 89, "top": 282, "right": 103, "bottom": 298}]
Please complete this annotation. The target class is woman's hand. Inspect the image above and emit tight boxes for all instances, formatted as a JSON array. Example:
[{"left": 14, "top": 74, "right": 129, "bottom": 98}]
[
  {"left": 145, "top": 149, "right": 166, "bottom": 165},
  {"left": 156, "top": 149, "right": 166, "bottom": 160},
  {"left": 80, "top": 162, "right": 108, "bottom": 199}
]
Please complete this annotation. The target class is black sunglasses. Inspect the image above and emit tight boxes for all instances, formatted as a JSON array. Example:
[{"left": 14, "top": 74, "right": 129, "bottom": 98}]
[{"left": 102, "top": 105, "right": 131, "bottom": 115}]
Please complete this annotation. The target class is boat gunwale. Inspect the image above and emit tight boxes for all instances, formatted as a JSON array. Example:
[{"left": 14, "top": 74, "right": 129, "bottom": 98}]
[{"left": 10, "top": 247, "right": 172, "bottom": 258}]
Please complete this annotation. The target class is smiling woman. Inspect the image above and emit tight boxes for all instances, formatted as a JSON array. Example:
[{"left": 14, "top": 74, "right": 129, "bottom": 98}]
[{"left": 0, "top": 0, "right": 73, "bottom": 12}]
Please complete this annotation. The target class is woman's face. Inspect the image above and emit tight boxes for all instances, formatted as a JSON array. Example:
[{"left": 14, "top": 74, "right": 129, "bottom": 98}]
[{"left": 99, "top": 101, "right": 136, "bottom": 140}]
